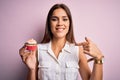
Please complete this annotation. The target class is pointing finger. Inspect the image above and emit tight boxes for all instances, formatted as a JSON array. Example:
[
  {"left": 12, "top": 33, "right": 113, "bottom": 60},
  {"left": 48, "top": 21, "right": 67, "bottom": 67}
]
[
  {"left": 85, "top": 37, "right": 89, "bottom": 42},
  {"left": 85, "top": 37, "right": 92, "bottom": 43}
]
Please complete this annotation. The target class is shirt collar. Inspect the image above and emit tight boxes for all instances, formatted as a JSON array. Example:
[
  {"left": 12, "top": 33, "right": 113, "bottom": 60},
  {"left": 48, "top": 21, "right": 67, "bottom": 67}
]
[
  {"left": 62, "top": 41, "right": 71, "bottom": 53},
  {"left": 40, "top": 41, "right": 73, "bottom": 53}
]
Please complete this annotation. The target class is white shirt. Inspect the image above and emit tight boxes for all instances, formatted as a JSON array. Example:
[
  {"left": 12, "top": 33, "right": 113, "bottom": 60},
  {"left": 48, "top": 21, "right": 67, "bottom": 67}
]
[{"left": 37, "top": 41, "right": 80, "bottom": 80}]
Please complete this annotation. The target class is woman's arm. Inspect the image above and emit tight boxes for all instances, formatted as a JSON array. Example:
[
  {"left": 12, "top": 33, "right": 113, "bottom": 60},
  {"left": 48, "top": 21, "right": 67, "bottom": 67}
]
[
  {"left": 79, "top": 48, "right": 103, "bottom": 80},
  {"left": 79, "top": 46, "right": 91, "bottom": 80},
  {"left": 78, "top": 37, "right": 104, "bottom": 80},
  {"left": 27, "top": 68, "right": 38, "bottom": 80},
  {"left": 90, "top": 61, "right": 103, "bottom": 80},
  {"left": 26, "top": 51, "right": 38, "bottom": 80},
  {"left": 19, "top": 47, "right": 38, "bottom": 80}
]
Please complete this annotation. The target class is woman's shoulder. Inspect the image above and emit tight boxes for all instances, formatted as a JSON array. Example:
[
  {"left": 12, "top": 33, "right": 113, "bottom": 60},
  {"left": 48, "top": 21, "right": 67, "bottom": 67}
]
[
  {"left": 37, "top": 42, "right": 50, "bottom": 50},
  {"left": 38, "top": 42, "right": 49, "bottom": 45}
]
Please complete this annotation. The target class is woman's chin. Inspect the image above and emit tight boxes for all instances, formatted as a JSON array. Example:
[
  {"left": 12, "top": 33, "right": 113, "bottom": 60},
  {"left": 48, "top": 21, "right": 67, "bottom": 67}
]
[{"left": 54, "top": 35, "right": 66, "bottom": 39}]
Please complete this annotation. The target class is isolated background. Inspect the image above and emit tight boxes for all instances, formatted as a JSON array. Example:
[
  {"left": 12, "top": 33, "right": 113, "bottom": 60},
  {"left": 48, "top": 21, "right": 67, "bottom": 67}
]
[{"left": 0, "top": 0, "right": 120, "bottom": 80}]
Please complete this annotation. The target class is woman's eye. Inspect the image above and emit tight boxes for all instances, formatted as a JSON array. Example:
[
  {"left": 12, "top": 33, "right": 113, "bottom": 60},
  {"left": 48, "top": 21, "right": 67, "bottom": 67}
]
[
  {"left": 51, "top": 18, "right": 57, "bottom": 21},
  {"left": 63, "top": 18, "right": 68, "bottom": 21}
]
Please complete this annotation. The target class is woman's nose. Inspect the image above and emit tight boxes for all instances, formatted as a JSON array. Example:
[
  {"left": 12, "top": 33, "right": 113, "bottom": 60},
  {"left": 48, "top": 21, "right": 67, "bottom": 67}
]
[{"left": 57, "top": 19, "right": 63, "bottom": 26}]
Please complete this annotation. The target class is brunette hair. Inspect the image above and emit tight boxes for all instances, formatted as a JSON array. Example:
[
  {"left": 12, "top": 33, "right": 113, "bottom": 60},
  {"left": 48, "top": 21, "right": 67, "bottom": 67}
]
[{"left": 41, "top": 3, "right": 76, "bottom": 43}]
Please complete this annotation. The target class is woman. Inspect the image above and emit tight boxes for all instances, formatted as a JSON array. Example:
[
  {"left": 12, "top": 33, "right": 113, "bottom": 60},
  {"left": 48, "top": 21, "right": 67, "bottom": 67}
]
[{"left": 19, "top": 3, "right": 104, "bottom": 80}]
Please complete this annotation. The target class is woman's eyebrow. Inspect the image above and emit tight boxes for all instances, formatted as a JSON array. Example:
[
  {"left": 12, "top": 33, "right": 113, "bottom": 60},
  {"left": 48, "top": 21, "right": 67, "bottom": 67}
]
[
  {"left": 62, "top": 16, "right": 68, "bottom": 18},
  {"left": 51, "top": 16, "right": 68, "bottom": 18},
  {"left": 51, "top": 16, "right": 58, "bottom": 18}
]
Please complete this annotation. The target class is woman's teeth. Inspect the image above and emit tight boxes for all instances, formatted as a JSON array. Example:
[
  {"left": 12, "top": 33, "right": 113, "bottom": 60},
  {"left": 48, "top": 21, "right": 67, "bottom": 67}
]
[{"left": 56, "top": 28, "right": 64, "bottom": 31}]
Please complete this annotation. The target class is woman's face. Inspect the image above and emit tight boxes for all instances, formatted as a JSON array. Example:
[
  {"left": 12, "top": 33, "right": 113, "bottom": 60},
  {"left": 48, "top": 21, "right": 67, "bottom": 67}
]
[{"left": 50, "top": 8, "right": 70, "bottom": 39}]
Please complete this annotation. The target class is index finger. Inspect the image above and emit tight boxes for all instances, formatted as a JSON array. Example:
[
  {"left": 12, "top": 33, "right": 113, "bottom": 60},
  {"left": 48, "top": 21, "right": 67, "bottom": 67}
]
[{"left": 85, "top": 37, "right": 93, "bottom": 43}]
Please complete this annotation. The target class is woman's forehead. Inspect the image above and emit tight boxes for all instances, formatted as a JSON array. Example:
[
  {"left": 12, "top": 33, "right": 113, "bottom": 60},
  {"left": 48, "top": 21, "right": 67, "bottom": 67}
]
[{"left": 52, "top": 8, "right": 68, "bottom": 17}]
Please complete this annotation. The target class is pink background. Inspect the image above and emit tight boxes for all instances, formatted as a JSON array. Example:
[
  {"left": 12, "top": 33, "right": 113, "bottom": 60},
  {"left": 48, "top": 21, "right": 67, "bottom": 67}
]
[{"left": 0, "top": 0, "right": 120, "bottom": 80}]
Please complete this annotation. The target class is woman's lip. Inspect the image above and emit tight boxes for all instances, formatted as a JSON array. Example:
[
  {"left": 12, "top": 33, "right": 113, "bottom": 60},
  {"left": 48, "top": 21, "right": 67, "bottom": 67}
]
[{"left": 56, "top": 28, "right": 65, "bottom": 31}]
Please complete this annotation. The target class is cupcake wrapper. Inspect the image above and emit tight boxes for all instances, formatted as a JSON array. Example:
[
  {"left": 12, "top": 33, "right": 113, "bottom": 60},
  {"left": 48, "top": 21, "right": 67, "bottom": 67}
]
[{"left": 26, "top": 45, "right": 37, "bottom": 51}]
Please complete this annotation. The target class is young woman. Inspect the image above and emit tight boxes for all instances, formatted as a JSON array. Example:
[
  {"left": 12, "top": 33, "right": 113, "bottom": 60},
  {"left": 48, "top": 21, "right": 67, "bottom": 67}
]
[{"left": 19, "top": 3, "right": 104, "bottom": 80}]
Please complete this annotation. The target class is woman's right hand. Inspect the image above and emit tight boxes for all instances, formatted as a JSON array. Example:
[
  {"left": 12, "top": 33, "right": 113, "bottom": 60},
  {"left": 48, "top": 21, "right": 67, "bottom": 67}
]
[{"left": 19, "top": 45, "right": 37, "bottom": 70}]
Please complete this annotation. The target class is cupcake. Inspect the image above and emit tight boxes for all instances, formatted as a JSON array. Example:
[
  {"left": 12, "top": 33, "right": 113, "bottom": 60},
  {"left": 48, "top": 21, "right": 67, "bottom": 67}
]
[{"left": 25, "top": 39, "right": 37, "bottom": 51}]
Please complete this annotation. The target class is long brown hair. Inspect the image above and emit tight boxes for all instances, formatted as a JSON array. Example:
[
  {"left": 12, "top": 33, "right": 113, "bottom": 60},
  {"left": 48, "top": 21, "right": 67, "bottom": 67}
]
[{"left": 41, "top": 3, "right": 76, "bottom": 43}]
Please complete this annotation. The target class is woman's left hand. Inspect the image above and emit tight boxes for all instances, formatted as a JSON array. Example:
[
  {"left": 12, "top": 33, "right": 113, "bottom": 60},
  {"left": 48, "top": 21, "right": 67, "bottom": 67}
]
[{"left": 80, "top": 37, "right": 104, "bottom": 59}]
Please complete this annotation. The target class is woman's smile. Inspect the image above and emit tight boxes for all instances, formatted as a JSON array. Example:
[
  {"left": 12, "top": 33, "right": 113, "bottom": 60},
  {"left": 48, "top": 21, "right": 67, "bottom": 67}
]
[{"left": 56, "top": 27, "right": 65, "bottom": 32}]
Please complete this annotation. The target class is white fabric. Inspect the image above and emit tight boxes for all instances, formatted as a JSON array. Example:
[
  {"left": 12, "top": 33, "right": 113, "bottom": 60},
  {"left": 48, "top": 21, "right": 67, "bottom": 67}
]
[{"left": 37, "top": 41, "right": 80, "bottom": 80}]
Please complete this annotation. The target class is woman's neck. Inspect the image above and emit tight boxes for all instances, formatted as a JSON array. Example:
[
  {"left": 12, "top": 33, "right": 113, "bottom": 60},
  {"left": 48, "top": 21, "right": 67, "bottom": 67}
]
[
  {"left": 51, "top": 37, "right": 66, "bottom": 58},
  {"left": 51, "top": 37, "right": 66, "bottom": 48}
]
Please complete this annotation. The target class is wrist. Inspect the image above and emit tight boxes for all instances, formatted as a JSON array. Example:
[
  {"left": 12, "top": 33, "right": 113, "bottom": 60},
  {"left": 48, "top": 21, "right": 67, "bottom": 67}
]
[
  {"left": 94, "top": 56, "right": 104, "bottom": 64},
  {"left": 96, "top": 54, "right": 104, "bottom": 60},
  {"left": 29, "top": 68, "right": 37, "bottom": 72},
  {"left": 28, "top": 66, "right": 37, "bottom": 71}
]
